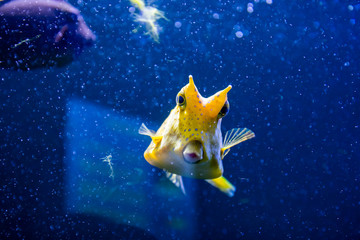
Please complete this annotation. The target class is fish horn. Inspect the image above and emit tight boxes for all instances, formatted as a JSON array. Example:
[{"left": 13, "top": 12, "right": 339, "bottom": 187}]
[
  {"left": 205, "top": 85, "right": 232, "bottom": 118},
  {"left": 189, "top": 75, "right": 194, "bottom": 86},
  {"left": 185, "top": 75, "right": 200, "bottom": 99}
]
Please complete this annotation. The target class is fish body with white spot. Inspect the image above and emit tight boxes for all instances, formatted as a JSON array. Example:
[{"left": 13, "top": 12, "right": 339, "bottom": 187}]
[{"left": 139, "top": 75, "right": 255, "bottom": 197}]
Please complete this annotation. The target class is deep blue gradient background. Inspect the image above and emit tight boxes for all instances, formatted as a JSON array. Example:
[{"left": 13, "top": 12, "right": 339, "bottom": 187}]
[
  {"left": 1, "top": 0, "right": 359, "bottom": 239},
  {"left": 64, "top": 99, "right": 197, "bottom": 240}
]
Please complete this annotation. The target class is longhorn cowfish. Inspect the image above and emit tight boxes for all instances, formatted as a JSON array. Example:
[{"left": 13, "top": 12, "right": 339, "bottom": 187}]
[{"left": 139, "top": 75, "right": 255, "bottom": 197}]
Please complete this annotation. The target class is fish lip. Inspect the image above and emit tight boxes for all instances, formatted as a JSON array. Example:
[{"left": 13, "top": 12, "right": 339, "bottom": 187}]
[
  {"left": 184, "top": 157, "right": 201, "bottom": 164},
  {"left": 182, "top": 140, "right": 204, "bottom": 164}
]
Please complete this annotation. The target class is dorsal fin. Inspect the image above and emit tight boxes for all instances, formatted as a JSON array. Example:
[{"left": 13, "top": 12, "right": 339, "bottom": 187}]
[
  {"left": 138, "top": 123, "right": 163, "bottom": 145},
  {"left": 166, "top": 171, "right": 186, "bottom": 195},
  {"left": 221, "top": 128, "right": 255, "bottom": 157}
]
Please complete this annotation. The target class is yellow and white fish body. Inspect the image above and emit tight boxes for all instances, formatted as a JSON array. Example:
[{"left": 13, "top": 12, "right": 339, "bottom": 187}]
[{"left": 139, "top": 75, "right": 255, "bottom": 197}]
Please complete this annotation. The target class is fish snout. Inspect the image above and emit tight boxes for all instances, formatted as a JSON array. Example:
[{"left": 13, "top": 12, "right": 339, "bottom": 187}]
[{"left": 183, "top": 140, "right": 203, "bottom": 164}]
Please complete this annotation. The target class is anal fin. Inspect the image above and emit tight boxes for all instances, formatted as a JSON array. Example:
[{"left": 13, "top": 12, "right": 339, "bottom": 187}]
[
  {"left": 206, "top": 176, "right": 236, "bottom": 197},
  {"left": 166, "top": 171, "right": 186, "bottom": 195}
]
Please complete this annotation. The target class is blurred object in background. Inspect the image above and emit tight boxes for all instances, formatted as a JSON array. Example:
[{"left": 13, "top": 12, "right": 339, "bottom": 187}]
[
  {"left": 64, "top": 98, "right": 197, "bottom": 240},
  {"left": 129, "top": 0, "right": 167, "bottom": 43},
  {"left": 0, "top": 0, "right": 96, "bottom": 70}
]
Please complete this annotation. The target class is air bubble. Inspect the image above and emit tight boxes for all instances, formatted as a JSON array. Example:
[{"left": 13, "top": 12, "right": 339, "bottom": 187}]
[
  {"left": 175, "top": 21, "right": 182, "bottom": 28},
  {"left": 213, "top": 13, "right": 220, "bottom": 19},
  {"left": 235, "top": 31, "right": 244, "bottom": 38},
  {"left": 129, "top": 7, "right": 135, "bottom": 13}
]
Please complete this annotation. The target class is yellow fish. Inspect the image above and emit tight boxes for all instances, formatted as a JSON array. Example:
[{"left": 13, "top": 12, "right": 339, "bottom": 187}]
[{"left": 139, "top": 75, "right": 255, "bottom": 197}]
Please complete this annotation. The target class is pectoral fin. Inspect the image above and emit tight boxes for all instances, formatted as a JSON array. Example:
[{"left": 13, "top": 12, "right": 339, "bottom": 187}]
[
  {"left": 151, "top": 135, "right": 163, "bottom": 145},
  {"left": 221, "top": 128, "right": 255, "bottom": 159},
  {"left": 206, "top": 176, "right": 236, "bottom": 197},
  {"left": 138, "top": 123, "right": 162, "bottom": 145},
  {"left": 166, "top": 171, "right": 186, "bottom": 195},
  {"left": 55, "top": 25, "right": 69, "bottom": 43}
]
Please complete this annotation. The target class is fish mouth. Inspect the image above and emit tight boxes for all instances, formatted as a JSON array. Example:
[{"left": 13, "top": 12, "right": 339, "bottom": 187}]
[{"left": 183, "top": 140, "right": 203, "bottom": 164}]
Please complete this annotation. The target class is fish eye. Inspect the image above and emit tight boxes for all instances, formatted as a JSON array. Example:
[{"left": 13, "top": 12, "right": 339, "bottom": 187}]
[
  {"left": 218, "top": 101, "right": 230, "bottom": 118},
  {"left": 176, "top": 94, "right": 186, "bottom": 107}
]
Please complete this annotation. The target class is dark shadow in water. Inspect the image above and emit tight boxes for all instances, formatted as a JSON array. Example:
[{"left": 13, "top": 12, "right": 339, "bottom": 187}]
[{"left": 1, "top": 212, "right": 157, "bottom": 239}]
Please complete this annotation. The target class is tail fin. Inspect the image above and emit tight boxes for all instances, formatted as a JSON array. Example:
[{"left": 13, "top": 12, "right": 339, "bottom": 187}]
[{"left": 205, "top": 176, "right": 236, "bottom": 197}]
